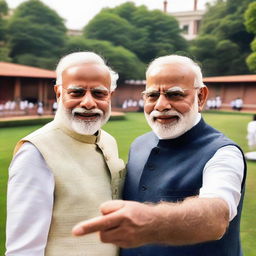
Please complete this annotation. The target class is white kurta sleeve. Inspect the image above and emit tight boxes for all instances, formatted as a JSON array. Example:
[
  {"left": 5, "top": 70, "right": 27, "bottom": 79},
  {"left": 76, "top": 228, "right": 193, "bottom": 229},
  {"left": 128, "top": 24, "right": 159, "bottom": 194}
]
[
  {"left": 6, "top": 142, "right": 54, "bottom": 256},
  {"left": 199, "top": 145, "right": 244, "bottom": 221}
]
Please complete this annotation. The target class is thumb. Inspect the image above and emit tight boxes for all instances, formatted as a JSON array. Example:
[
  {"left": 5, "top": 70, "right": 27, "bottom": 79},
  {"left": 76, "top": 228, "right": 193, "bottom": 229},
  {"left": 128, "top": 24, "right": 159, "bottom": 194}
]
[{"left": 100, "top": 200, "right": 125, "bottom": 215}]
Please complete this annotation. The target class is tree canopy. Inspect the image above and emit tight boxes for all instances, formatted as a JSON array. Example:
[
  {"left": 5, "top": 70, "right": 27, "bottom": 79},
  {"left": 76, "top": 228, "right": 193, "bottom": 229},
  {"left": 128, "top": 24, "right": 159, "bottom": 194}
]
[
  {"left": 0, "top": 0, "right": 8, "bottom": 41},
  {"left": 83, "top": 2, "right": 188, "bottom": 63},
  {"left": 7, "top": 0, "right": 67, "bottom": 69},
  {"left": 0, "top": 0, "right": 12, "bottom": 62},
  {"left": 190, "top": 0, "right": 255, "bottom": 76},
  {"left": 63, "top": 36, "right": 145, "bottom": 82},
  {"left": 244, "top": 1, "right": 256, "bottom": 72}
]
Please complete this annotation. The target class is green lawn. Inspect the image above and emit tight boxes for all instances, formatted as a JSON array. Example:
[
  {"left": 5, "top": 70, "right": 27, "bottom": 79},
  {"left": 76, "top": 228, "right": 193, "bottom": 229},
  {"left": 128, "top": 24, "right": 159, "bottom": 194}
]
[{"left": 0, "top": 112, "right": 255, "bottom": 255}]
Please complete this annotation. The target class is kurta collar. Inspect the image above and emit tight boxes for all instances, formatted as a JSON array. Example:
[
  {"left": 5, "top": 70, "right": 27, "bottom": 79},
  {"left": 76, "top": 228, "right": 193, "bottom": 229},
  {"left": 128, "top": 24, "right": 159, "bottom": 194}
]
[{"left": 53, "top": 118, "right": 99, "bottom": 144}]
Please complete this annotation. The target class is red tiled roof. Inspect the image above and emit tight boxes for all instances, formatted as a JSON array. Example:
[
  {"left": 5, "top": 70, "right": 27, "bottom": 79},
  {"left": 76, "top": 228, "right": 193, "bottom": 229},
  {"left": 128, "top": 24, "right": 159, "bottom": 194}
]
[
  {"left": 0, "top": 62, "right": 56, "bottom": 79},
  {"left": 203, "top": 74, "right": 256, "bottom": 83}
]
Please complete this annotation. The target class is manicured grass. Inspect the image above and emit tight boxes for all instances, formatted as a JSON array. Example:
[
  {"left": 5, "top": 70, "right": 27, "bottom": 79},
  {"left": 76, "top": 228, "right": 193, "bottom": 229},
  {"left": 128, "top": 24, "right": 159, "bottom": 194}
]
[{"left": 0, "top": 112, "right": 255, "bottom": 255}]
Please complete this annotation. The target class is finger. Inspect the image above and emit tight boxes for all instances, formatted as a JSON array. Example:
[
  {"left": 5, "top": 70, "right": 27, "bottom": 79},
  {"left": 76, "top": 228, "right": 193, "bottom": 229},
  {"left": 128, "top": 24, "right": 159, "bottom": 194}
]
[
  {"left": 100, "top": 200, "right": 125, "bottom": 215},
  {"left": 72, "top": 212, "right": 122, "bottom": 236},
  {"left": 100, "top": 229, "right": 136, "bottom": 248}
]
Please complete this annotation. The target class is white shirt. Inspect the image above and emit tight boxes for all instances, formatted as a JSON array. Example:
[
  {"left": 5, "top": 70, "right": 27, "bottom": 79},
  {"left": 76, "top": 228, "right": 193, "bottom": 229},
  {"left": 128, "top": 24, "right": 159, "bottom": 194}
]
[
  {"left": 247, "top": 120, "right": 256, "bottom": 149},
  {"left": 6, "top": 141, "right": 244, "bottom": 255}
]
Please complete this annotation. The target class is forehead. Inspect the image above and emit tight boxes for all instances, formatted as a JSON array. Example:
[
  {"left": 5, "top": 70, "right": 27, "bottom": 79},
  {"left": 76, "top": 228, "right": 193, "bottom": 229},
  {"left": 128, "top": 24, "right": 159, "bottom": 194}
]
[
  {"left": 62, "top": 63, "right": 111, "bottom": 89},
  {"left": 146, "top": 63, "right": 195, "bottom": 89}
]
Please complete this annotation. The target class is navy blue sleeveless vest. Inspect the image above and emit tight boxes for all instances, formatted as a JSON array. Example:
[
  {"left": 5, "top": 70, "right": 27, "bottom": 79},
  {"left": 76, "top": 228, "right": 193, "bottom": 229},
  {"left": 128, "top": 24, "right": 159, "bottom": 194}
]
[{"left": 122, "top": 118, "right": 246, "bottom": 256}]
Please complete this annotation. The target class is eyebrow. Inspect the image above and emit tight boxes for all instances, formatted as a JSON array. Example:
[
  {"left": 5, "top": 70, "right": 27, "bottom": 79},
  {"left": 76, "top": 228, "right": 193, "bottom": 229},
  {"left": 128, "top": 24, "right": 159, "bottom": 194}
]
[
  {"left": 144, "top": 86, "right": 185, "bottom": 93},
  {"left": 67, "top": 85, "right": 109, "bottom": 91},
  {"left": 166, "top": 86, "right": 185, "bottom": 92}
]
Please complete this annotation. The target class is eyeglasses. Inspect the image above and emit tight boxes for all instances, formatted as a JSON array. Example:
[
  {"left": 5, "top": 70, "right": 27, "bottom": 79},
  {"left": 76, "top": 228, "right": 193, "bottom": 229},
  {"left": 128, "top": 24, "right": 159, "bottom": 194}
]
[
  {"left": 142, "top": 87, "right": 200, "bottom": 103},
  {"left": 62, "top": 86, "right": 111, "bottom": 101}
]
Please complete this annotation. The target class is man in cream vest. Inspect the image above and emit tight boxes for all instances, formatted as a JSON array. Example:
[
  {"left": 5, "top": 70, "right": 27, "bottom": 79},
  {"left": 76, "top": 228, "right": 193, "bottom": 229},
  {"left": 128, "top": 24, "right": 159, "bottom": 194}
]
[{"left": 6, "top": 52, "right": 125, "bottom": 256}]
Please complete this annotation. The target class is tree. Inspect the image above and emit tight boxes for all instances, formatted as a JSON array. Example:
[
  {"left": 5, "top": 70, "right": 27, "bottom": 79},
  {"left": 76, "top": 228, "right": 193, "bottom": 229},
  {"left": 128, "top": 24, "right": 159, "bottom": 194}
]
[
  {"left": 191, "top": 0, "right": 255, "bottom": 76},
  {"left": 84, "top": 11, "right": 134, "bottom": 51},
  {"left": 244, "top": 1, "right": 256, "bottom": 72},
  {"left": 0, "top": 0, "right": 12, "bottom": 62},
  {"left": 7, "top": 0, "right": 67, "bottom": 69},
  {"left": 83, "top": 2, "right": 188, "bottom": 63},
  {"left": 0, "top": 0, "right": 8, "bottom": 41},
  {"left": 63, "top": 36, "right": 145, "bottom": 82}
]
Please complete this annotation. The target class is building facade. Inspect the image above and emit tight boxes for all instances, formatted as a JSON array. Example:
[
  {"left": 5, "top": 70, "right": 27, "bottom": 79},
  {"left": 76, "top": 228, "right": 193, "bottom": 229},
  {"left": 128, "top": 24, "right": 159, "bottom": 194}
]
[{"left": 0, "top": 62, "right": 56, "bottom": 116}]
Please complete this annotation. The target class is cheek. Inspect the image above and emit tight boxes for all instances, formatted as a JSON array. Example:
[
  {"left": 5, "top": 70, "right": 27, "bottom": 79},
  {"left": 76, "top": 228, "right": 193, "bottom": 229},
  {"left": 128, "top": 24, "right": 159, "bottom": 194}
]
[
  {"left": 98, "top": 101, "right": 110, "bottom": 113},
  {"left": 144, "top": 102, "right": 155, "bottom": 115},
  {"left": 172, "top": 102, "right": 192, "bottom": 114},
  {"left": 61, "top": 95, "right": 79, "bottom": 110}
]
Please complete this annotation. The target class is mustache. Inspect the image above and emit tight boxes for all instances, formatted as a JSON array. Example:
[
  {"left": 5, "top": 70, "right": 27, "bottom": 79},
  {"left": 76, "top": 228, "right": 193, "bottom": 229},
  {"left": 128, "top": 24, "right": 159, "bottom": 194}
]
[
  {"left": 71, "top": 108, "right": 103, "bottom": 116},
  {"left": 149, "top": 110, "right": 183, "bottom": 119}
]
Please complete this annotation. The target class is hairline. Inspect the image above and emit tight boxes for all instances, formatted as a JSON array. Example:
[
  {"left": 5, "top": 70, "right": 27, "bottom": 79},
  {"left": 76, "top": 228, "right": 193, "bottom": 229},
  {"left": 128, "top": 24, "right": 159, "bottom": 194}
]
[
  {"left": 55, "top": 52, "right": 118, "bottom": 91},
  {"left": 146, "top": 55, "right": 205, "bottom": 89}
]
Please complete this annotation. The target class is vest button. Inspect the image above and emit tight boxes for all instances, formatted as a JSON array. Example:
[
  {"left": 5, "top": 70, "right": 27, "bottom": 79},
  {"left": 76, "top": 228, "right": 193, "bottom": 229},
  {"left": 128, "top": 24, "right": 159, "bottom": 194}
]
[
  {"left": 141, "top": 185, "right": 147, "bottom": 191},
  {"left": 153, "top": 147, "right": 160, "bottom": 154},
  {"left": 147, "top": 163, "right": 155, "bottom": 170}
]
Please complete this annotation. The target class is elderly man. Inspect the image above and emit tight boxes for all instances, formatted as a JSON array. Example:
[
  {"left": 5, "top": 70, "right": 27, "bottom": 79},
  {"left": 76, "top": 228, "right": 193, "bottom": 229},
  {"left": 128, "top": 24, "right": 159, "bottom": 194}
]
[
  {"left": 6, "top": 52, "right": 125, "bottom": 256},
  {"left": 73, "top": 55, "right": 246, "bottom": 256}
]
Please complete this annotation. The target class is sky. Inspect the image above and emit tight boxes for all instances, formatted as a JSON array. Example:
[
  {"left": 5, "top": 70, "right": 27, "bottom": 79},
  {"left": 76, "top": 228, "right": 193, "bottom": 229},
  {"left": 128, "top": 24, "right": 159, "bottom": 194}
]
[{"left": 5, "top": 0, "right": 215, "bottom": 30}]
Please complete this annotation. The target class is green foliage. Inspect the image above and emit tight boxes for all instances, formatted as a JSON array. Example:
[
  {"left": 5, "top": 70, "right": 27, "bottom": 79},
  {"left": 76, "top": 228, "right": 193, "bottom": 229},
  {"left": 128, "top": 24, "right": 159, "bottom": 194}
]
[
  {"left": 0, "top": 0, "right": 8, "bottom": 41},
  {"left": 244, "top": 2, "right": 256, "bottom": 72},
  {"left": 7, "top": 0, "right": 67, "bottom": 69},
  {"left": 244, "top": 2, "right": 256, "bottom": 34},
  {"left": 246, "top": 52, "right": 256, "bottom": 72},
  {"left": 15, "top": 54, "right": 57, "bottom": 70},
  {"left": 190, "top": 35, "right": 218, "bottom": 75},
  {"left": 192, "top": 0, "right": 254, "bottom": 76},
  {"left": 63, "top": 37, "right": 145, "bottom": 82},
  {"left": 251, "top": 38, "right": 256, "bottom": 52},
  {"left": 83, "top": 2, "right": 187, "bottom": 64},
  {"left": 84, "top": 11, "right": 134, "bottom": 51},
  {"left": 0, "top": 0, "right": 8, "bottom": 17},
  {"left": 0, "top": 117, "right": 53, "bottom": 128},
  {"left": 0, "top": 19, "right": 6, "bottom": 40},
  {"left": 0, "top": 46, "right": 12, "bottom": 62}
]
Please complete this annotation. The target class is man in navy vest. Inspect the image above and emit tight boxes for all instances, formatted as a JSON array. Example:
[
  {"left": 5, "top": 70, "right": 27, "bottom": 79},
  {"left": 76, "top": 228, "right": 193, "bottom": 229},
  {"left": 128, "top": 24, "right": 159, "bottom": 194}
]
[{"left": 73, "top": 55, "right": 246, "bottom": 256}]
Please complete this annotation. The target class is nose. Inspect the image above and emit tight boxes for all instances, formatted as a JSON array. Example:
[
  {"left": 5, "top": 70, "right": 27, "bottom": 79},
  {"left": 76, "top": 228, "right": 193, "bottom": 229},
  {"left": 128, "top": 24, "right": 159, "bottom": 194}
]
[
  {"left": 154, "top": 94, "right": 172, "bottom": 112},
  {"left": 80, "top": 91, "right": 97, "bottom": 110}
]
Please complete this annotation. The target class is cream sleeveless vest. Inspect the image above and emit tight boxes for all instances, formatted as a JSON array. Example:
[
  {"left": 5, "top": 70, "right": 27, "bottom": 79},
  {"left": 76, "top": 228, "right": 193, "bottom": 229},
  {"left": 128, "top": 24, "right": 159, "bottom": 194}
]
[{"left": 14, "top": 120, "right": 125, "bottom": 256}]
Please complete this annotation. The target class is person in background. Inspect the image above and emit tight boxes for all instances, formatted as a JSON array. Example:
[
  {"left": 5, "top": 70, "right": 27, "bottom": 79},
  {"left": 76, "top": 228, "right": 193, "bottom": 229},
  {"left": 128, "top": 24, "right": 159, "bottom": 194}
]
[
  {"left": 235, "top": 97, "right": 243, "bottom": 111},
  {"left": 6, "top": 51, "right": 125, "bottom": 256},
  {"left": 247, "top": 114, "right": 256, "bottom": 150},
  {"left": 72, "top": 55, "right": 246, "bottom": 256}
]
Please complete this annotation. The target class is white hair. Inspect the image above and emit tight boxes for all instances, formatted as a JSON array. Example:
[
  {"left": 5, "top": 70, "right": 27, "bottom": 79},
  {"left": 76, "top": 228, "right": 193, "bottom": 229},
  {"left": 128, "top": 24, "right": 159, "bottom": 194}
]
[
  {"left": 55, "top": 51, "right": 119, "bottom": 91},
  {"left": 146, "top": 55, "right": 205, "bottom": 88}
]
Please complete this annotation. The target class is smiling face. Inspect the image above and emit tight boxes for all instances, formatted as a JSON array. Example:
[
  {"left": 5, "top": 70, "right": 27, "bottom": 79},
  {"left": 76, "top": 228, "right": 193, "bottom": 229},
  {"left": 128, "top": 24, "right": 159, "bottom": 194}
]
[
  {"left": 144, "top": 63, "right": 208, "bottom": 139},
  {"left": 55, "top": 63, "right": 112, "bottom": 135}
]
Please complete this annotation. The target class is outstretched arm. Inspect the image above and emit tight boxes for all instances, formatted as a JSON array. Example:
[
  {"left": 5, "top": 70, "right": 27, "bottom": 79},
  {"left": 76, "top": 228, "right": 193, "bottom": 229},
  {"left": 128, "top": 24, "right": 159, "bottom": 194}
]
[{"left": 72, "top": 197, "right": 229, "bottom": 248}]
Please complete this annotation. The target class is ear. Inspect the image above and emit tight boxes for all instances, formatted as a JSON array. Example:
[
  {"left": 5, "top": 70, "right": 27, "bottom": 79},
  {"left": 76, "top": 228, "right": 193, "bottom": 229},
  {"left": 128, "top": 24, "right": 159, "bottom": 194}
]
[
  {"left": 54, "top": 85, "right": 61, "bottom": 101},
  {"left": 197, "top": 86, "right": 208, "bottom": 112}
]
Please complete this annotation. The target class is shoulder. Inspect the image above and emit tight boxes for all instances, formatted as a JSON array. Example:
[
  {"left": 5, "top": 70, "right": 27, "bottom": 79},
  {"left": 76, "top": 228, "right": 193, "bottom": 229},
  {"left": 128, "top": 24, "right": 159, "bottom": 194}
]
[
  {"left": 14, "top": 121, "right": 55, "bottom": 155},
  {"left": 10, "top": 142, "right": 52, "bottom": 180},
  {"left": 100, "top": 129, "right": 119, "bottom": 149},
  {"left": 202, "top": 120, "right": 237, "bottom": 146},
  {"left": 100, "top": 129, "right": 116, "bottom": 142},
  {"left": 24, "top": 121, "right": 56, "bottom": 140},
  {"left": 130, "top": 131, "right": 156, "bottom": 149}
]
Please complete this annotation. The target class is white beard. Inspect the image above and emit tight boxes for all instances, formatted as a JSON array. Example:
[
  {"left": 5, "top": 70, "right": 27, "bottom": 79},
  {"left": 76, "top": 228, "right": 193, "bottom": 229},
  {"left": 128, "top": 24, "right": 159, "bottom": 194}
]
[
  {"left": 55, "top": 98, "right": 111, "bottom": 135},
  {"left": 145, "top": 96, "right": 199, "bottom": 139}
]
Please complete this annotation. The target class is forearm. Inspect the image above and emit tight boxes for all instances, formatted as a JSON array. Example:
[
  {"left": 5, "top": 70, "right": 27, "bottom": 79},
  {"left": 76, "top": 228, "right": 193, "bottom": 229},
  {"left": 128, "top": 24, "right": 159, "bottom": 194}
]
[
  {"left": 150, "top": 197, "right": 229, "bottom": 245},
  {"left": 72, "top": 198, "right": 230, "bottom": 248}
]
